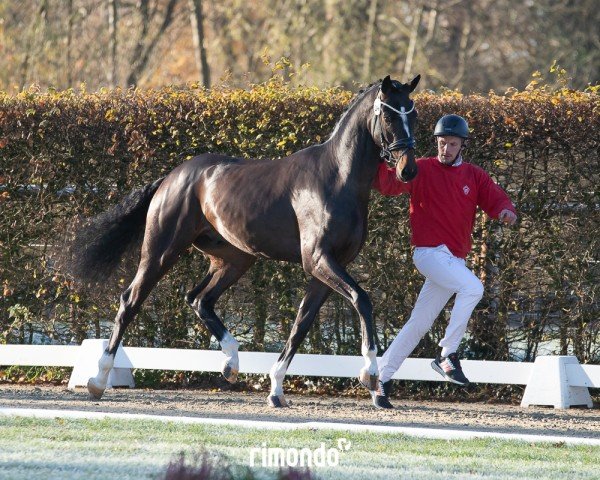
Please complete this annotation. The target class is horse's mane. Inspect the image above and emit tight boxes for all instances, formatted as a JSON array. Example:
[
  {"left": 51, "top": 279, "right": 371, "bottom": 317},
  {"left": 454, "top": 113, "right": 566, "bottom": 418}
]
[
  {"left": 342, "top": 80, "right": 381, "bottom": 116},
  {"left": 328, "top": 80, "right": 381, "bottom": 140}
]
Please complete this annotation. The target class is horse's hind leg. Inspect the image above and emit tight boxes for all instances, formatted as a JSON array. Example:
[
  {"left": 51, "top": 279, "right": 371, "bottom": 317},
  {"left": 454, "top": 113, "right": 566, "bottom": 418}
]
[
  {"left": 268, "top": 278, "right": 331, "bottom": 407},
  {"left": 88, "top": 206, "right": 201, "bottom": 400},
  {"left": 186, "top": 252, "right": 255, "bottom": 384},
  {"left": 88, "top": 260, "right": 174, "bottom": 400}
]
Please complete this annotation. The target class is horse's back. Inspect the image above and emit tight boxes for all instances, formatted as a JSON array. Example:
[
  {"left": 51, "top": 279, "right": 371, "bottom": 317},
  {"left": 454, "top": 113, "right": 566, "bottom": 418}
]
[
  {"left": 180, "top": 152, "right": 246, "bottom": 177},
  {"left": 159, "top": 152, "right": 302, "bottom": 262}
]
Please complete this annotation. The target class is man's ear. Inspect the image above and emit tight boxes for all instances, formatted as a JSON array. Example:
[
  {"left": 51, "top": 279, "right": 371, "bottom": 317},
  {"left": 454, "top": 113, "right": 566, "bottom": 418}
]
[
  {"left": 409, "top": 75, "right": 421, "bottom": 92},
  {"left": 381, "top": 75, "right": 392, "bottom": 94}
]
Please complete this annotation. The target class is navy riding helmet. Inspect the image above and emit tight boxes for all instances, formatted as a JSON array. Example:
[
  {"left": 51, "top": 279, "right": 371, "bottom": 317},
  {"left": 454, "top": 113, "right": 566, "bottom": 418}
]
[{"left": 434, "top": 114, "right": 469, "bottom": 139}]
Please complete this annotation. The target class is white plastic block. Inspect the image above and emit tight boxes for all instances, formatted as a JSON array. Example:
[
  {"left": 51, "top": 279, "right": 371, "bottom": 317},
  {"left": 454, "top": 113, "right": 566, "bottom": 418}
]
[
  {"left": 521, "top": 355, "right": 593, "bottom": 409},
  {"left": 67, "top": 339, "right": 134, "bottom": 390}
]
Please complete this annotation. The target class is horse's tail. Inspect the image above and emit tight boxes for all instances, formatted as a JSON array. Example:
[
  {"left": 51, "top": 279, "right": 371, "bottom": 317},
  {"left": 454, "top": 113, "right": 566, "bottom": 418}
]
[{"left": 66, "top": 177, "right": 166, "bottom": 284}]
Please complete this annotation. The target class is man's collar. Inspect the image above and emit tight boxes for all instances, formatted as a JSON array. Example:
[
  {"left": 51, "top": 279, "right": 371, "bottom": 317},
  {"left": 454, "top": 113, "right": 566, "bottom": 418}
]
[
  {"left": 452, "top": 155, "right": 463, "bottom": 167},
  {"left": 438, "top": 155, "right": 463, "bottom": 167}
]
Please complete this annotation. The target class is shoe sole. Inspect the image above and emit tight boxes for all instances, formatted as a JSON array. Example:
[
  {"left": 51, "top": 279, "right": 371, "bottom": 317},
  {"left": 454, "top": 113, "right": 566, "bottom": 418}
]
[{"left": 431, "top": 361, "right": 469, "bottom": 386}]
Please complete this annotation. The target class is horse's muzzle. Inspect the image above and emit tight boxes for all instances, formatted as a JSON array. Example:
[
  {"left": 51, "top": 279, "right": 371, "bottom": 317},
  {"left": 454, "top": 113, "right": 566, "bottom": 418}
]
[{"left": 396, "top": 149, "right": 418, "bottom": 182}]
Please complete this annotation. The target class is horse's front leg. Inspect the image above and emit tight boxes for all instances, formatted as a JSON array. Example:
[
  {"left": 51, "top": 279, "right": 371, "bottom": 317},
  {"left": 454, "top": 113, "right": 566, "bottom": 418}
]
[
  {"left": 308, "top": 252, "right": 379, "bottom": 391},
  {"left": 268, "top": 279, "right": 332, "bottom": 407}
]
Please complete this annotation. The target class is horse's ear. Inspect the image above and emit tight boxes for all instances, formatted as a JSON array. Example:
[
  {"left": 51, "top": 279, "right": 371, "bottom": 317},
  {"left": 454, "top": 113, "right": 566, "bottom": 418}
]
[
  {"left": 409, "top": 75, "right": 421, "bottom": 93},
  {"left": 381, "top": 75, "right": 392, "bottom": 94}
]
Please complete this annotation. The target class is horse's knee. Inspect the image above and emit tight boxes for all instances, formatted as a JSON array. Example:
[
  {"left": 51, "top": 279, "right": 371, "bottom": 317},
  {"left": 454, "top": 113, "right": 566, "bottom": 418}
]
[{"left": 308, "top": 253, "right": 372, "bottom": 317}]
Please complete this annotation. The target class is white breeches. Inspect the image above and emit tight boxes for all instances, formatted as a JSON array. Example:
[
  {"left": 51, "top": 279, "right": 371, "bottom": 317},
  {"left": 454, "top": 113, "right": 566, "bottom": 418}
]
[{"left": 379, "top": 245, "right": 484, "bottom": 383}]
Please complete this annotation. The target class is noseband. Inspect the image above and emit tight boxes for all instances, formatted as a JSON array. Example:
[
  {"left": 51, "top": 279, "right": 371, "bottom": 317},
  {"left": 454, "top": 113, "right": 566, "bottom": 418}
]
[{"left": 373, "top": 92, "right": 416, "bottom": 167}]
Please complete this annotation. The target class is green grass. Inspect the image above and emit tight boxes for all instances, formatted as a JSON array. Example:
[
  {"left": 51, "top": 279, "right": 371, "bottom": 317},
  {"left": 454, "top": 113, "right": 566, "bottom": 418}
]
[{"left": 0, "top": 416, "right": 598, "bottom": 479}]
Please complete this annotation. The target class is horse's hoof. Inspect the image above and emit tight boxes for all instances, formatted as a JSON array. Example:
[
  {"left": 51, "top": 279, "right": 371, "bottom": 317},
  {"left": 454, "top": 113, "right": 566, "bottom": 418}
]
[
  {"left": 267, "top": 395, "right": 291, "bottom": 408},
  {"left": 222, "top": 363, "right": 239, "bottom": 384},
  {"left": 87, "top": 378, "right": 105, "bottom": 400},
  {"left": 358, "top": 369, "right": 379, "bottom": 391}
]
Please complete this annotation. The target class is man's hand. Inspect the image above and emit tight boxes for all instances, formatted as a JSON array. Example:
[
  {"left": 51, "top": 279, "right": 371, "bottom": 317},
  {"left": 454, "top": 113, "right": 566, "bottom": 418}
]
[{"left": 499, "top": 209, "right": 517, "bottom": 226}]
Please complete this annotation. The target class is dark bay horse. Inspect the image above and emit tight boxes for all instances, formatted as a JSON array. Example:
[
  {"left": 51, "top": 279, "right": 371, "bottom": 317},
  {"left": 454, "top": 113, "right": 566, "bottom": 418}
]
[{"left": 73, "top": 75, "right": 420, "bottom": 407}]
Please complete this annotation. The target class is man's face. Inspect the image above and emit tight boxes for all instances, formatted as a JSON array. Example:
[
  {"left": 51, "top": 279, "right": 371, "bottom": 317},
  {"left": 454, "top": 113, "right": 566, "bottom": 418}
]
[{"left": 437, "top": 136, "right": 463, "bottom": 165}]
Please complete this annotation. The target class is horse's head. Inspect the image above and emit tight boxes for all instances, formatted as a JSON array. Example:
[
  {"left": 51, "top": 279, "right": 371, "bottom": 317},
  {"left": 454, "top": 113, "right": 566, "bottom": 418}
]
[{"left": 371, "top": 75, "right": 420, "bottom": 182}]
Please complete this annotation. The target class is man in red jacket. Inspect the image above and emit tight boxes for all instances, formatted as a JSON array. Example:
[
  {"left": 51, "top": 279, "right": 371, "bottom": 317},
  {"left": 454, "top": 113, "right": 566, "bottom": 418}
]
[{"left": 370, "top": 114, "right": 517, "bottom": 409}]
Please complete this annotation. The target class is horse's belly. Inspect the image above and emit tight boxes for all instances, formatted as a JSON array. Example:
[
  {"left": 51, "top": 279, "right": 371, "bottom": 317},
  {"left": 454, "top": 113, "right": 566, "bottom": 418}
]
[
  {"left": 204, "top": 202, "right": 302, "bottom": 262},
  {"left": 219, "top": 220, "right": 302, "bottom": 262},
  {"left": 198, "top": 163, "right": 302, "bottom": 262}
]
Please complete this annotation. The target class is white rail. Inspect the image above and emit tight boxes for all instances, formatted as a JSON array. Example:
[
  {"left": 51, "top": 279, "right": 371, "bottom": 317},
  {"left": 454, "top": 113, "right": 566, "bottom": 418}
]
[{"left": 1, "top": 340, "right": 597, "bottom": 409}]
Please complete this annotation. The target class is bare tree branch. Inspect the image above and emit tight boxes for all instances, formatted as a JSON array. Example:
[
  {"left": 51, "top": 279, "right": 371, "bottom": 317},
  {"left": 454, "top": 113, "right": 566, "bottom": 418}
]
[
  {"left": 188, "top": 0, "right": 211, "bottom": 88},
  {"left": 362, "top": 0, "right": 378, "bottom": 82},
  {"left": 107, "top": 0, "right": 119, "bottom": 87},
  {"left": 126, "top": 0, "right": 180, "bottom": 87}
]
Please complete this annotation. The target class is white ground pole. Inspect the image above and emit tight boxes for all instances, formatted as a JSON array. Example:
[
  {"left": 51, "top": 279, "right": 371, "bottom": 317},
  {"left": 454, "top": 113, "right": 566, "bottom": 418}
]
[{"left": 1, "top": 407, "right": 599, "bottom": 446}]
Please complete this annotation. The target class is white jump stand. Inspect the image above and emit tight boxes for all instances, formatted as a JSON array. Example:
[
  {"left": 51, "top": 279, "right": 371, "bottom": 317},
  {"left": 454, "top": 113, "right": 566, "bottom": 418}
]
[
  {"left": 521, "top": 355, "right": 593, "bottom": 409},
  {"left": 67, "top": 339, "right": 135, "bottom": 390}
]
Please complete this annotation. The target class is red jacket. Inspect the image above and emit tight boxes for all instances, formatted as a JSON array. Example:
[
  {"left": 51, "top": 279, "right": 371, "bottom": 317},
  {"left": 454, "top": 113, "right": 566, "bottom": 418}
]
[{"left": 372, "top": 157, "right": 516, "bottom": 258}]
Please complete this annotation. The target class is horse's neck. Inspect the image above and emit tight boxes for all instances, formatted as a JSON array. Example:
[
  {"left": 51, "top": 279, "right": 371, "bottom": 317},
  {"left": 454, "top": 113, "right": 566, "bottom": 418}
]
[{"left": 328, "top": 106, "right": 379, "bottom": 191}]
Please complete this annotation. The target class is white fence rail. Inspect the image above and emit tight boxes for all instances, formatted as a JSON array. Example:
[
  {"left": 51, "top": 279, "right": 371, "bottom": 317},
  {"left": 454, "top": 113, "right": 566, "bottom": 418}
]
[{"left": 1, "top": 339, "right": 598, "bottom": 409}]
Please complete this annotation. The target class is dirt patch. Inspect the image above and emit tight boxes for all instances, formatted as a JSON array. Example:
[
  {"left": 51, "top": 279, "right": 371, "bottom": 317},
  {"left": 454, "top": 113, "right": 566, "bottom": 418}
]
[{"left": 1, "top": 384, "right": 599, "bottom": 439}]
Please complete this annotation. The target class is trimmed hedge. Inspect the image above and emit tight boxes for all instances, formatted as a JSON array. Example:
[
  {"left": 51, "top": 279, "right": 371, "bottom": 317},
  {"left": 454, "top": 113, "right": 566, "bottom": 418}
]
[{"left": 0, "top": 78, "right": 598, "bottom": 367}]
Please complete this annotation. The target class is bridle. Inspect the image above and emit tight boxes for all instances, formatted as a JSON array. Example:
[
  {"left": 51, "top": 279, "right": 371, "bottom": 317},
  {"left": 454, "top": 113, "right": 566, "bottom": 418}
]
[{"left": 373, "top": 90, "right": 416, "bottom": 167}]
